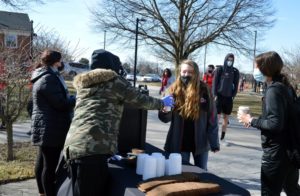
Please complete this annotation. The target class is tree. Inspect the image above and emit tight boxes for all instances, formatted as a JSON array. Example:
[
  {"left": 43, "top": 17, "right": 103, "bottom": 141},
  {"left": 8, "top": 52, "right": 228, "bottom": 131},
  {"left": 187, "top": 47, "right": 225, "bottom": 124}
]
[
  {"left": 0, "top": 0, "right": 43, "bottom": 9},
  {"left": 91, "top": 0, "right": 275, "bottom": 69},
  {"left": 0, "top": 48, "right": 31, "bottom": 161},
  {"left": 282, "top": 46, "right": 300, "bottom": 94},
  {"left": 0, "top": 27, "right": 84, "bottom": 161},
  {"left": 32, "top": 27, "right": 87, "bottom": 62}
]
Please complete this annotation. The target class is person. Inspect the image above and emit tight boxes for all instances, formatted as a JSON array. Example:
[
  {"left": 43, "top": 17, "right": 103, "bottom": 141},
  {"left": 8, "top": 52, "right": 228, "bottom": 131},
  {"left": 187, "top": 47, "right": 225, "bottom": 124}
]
[
  {"left": 239, "top": 77, "right": 246, "bottom": 92},
  {"left": 202, "top": 64, "right": 215, "bottom": 90},
  {"left": 158, "top": 59, "right": 219, "bottom": 170},
  {"left": 212, "top": 53, "right": 239, "bottom": 145},
  {"left": 159, "top": 68, "right": 174, "bottom": 95},
  {"left": 237, "top": 51, "right": 300, "bottom": 196},
  {"left": 63, "top": 49, "right": 174, "bottom": 196},
  {"left": 31, "top": 50, "right": 76, "bottom": 196}
]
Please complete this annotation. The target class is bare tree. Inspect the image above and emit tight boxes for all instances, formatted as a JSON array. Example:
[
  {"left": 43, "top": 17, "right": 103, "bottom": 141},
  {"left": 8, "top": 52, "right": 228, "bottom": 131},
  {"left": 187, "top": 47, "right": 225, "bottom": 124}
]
[
  {"left": 32, "top": 27, "right": 87, "bottom": 62},
  {"left": 0, "top": 47, "right": 31, "bottom": 161},
  {"left": 0, "top": 0, "right": 44, "bottom": 9},
  {"left": 0, "top": 27, "right": 85, "bottom": 161},
  {"left": 282, "top": 46, "right": 300, "bottom": 94},
  {"left": 91, "top": 0, "right": 275, "bottom": 68}
]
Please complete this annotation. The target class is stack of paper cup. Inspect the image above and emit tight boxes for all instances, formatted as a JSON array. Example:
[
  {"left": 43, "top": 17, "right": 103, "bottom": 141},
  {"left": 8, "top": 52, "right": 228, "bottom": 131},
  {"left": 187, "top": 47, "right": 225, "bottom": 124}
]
[
  {"left": 168, "top": 153, "right": 182, "bottom": 175},
  {"left": 143, "top": 156, "right": 157, "bottom": 180},
  {"left": 237, "top": 106, "right": 250, "bottom": 122},
  {"left": 136, "top": 154, "right": 148, "bottom": 175}
]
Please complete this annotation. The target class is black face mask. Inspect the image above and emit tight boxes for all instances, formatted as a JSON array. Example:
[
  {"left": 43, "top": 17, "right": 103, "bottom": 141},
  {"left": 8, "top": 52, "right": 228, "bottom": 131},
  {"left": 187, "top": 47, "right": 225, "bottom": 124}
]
[
  {"left": 58, "top": 62, "right": 64, "bottom": 72},
  {"left": 180, "top": 76, "right": 192, "bottom": 85},
  {"left": 208, "top": 69, "right": 213, "bottom": 73}
]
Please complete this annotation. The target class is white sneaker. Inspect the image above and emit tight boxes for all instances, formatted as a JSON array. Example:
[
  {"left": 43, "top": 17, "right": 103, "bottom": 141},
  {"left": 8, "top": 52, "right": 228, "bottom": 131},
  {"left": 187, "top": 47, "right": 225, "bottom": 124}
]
[{"left": 220, "top": 139, "right": 230, "bottom": 147}]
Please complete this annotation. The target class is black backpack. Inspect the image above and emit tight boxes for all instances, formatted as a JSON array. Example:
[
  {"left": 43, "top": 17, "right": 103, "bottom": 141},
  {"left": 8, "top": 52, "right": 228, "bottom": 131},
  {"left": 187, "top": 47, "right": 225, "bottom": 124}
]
[{"left": 285, "top": 88, "right": 300, "bottom": 168}]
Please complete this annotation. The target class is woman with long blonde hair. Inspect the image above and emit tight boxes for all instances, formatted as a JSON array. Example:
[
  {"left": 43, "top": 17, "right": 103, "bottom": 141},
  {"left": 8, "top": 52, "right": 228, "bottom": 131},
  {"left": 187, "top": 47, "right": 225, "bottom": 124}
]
[{"left": 159, "top": 59, "right": 219, "bottom": 170}]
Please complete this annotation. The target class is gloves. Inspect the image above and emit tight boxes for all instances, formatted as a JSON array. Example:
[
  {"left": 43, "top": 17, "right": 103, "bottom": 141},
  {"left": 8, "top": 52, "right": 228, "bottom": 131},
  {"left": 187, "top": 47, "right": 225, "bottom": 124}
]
[{"left": 161, "top": 95, "right": 174, "bottom": 107}]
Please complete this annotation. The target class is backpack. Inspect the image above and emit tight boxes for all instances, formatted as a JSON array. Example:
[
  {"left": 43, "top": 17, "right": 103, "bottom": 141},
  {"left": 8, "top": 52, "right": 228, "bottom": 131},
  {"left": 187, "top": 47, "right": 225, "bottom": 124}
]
[{"left": 285, "top": 88, "right": 300, "bottom": 168}]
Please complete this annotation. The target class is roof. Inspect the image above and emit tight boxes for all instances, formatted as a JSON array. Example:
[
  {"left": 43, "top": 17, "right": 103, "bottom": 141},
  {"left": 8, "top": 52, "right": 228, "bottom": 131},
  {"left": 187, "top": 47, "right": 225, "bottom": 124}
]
[{"left": 0, "top": 10, "right": 31, "bottom": 32}]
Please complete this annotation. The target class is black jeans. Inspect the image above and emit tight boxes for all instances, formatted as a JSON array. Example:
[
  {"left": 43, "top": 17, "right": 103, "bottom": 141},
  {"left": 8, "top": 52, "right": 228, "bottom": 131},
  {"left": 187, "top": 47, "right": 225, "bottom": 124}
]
[
  {"left": 70, "top": 154, "right": 110, "bottom": 196},
  {"left": 261, "top": 146, "right": 300, "bottom": 196},
  {"left": 35, "top": 146, "right": 61, "bottom": 196}
]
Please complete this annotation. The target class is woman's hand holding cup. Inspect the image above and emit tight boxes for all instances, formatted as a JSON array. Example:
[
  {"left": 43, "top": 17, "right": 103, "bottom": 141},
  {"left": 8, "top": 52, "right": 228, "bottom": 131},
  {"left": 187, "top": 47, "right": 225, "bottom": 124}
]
[{"left": 237, "top": 106, "right": 252, "bottom": 127}]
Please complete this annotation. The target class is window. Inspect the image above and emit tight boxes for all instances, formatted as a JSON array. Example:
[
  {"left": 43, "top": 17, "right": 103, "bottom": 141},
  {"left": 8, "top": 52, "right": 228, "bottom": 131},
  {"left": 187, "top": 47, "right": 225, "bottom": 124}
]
[{"left": 5, "top": 34, "right": 17, "bottom": 48}]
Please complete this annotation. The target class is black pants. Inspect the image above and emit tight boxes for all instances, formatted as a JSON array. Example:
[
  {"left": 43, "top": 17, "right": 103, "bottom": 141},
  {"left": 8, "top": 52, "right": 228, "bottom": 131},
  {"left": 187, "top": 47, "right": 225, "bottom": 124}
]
[
  {"left": 70, "top": 154, "right": 110, "bottom": 196},
  {"left": 261, "top": 146, "right": 300, "bottom": 196},
  {"left": 35, "top": 146, "right": 61, "bottom": 196}
]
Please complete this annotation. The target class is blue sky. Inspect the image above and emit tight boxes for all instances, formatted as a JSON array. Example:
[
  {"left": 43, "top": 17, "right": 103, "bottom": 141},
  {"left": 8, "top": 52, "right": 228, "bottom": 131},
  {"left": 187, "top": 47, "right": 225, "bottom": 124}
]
[{"left": 2, "top": 0, "right": 300, "bottom": 73}]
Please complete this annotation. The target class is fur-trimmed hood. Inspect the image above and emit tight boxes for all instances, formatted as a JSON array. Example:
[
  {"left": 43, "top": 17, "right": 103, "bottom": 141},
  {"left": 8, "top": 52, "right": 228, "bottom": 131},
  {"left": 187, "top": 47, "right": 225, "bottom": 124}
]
[{"left": 73, "top": 68, "right": 117, "bottom": 89}]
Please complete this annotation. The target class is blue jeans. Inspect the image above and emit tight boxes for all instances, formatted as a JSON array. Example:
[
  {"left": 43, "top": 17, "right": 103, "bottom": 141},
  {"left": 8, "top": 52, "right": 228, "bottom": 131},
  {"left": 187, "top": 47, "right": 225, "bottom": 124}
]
[{"left": 181, "top": 151, "right": 209, "bottom": 170}]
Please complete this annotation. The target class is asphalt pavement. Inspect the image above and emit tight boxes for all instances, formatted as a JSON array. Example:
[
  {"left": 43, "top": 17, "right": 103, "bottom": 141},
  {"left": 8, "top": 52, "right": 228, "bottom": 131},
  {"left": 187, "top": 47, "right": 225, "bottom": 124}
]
[{"left": 0, "top": 85, "right": 294, "bottom": 196}]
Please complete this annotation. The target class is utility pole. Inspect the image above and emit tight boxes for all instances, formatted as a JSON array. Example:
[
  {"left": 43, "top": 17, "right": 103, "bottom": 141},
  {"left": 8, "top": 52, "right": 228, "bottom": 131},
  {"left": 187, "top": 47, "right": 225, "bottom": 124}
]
[
  {"left": 133, "top": 18, "right": 146, "bottom": 87},
  {"left": 253, "top": 30, "right": 257, "bottom": 92},
  {"left": 104, "top": 30, "right": 107, "bottom": 50}
]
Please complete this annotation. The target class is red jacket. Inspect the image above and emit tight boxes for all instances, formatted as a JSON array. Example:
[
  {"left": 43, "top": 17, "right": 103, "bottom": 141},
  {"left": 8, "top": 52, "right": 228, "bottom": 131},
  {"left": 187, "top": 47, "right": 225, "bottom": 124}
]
[{"left": 203, "top": 73, "right": 214, "bottom": 89}]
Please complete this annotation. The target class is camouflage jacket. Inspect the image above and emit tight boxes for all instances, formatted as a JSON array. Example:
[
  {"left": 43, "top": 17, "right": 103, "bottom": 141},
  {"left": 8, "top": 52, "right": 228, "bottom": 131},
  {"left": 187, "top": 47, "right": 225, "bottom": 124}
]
[{"left": 63, "top": 69, "right": 163, "bottom": 160}]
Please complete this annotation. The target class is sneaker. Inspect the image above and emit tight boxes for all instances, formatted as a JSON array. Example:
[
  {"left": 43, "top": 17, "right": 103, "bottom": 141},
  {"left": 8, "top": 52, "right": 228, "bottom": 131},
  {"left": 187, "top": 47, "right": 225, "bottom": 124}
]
[{"left": 220, "top": 139, "right": 230, "bottom": 147}]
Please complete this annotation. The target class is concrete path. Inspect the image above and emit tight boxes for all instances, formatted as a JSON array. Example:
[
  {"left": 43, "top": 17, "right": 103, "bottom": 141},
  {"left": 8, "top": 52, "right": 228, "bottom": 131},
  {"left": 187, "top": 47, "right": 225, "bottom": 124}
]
[{"left": 0, "top": 85, "right": 295, "bottom": 196}]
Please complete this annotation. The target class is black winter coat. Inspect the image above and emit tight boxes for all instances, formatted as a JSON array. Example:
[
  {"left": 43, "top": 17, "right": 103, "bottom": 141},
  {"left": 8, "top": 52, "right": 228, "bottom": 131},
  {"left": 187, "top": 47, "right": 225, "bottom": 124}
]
[
  {"left": 251, "top": 82, "right": 290, "bottom": 148},
  {"left": 31, "top": 67, "right": 75, "bottom": 148}
]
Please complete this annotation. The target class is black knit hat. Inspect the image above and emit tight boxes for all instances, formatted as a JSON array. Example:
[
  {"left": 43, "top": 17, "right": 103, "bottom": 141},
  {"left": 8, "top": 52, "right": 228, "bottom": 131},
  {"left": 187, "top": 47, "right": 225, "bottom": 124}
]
[{"left": 90, "top": 49, "right": 125, "bottom": 76}]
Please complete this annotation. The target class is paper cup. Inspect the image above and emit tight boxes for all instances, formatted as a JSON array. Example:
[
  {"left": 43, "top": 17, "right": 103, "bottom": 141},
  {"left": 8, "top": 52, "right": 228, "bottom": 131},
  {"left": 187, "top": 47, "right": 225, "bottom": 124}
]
[{"left": 238, "top": 106, "right": 250, "bottom": 115}]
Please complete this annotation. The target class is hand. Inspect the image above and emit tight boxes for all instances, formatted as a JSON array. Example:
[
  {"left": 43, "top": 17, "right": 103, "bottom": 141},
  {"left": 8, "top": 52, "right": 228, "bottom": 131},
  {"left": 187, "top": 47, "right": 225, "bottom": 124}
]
[
  {"left": 161, "top": 95, "right": 174, "bottom": 107},
  {"left": 237, "top": 112, "right": 252, "bottom": 128},
  {"left": 211, "top": 147, "right": 220, "bottom": 153},
  {"left": 161, "top": 106, "right": 171, "bottom": 113}
]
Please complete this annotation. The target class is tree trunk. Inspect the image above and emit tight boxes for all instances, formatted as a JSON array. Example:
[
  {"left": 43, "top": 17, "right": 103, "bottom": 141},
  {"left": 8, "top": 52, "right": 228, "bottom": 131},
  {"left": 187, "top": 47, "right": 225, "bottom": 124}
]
[{"left": 6, "top": 121, "right": 14, "bottom": 161}]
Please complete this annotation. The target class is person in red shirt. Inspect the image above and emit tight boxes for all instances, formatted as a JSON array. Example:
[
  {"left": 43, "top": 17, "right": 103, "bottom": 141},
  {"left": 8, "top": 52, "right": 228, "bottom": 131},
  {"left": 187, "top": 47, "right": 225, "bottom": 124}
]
[
  {"left": 159, "top": 68, "right": 174, "bottom": 95},
  {"left": 202, "top": 64, "right": 215, "bottom": 89}
]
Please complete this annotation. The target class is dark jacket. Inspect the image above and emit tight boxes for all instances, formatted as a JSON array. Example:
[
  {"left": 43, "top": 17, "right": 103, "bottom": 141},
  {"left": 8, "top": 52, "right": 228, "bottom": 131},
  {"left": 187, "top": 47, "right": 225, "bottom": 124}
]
[
  {"left": 212, "top": 54, "right": 239, "bottom": 97},
  {"left": 31, "top": 66, "right": 75, "bottom": 148},
  {"left": 251, "top": 82, "right": 290, "bottom": 148},
  {"left": 159, "top": 83, "right": 219, "bottom": 155}
]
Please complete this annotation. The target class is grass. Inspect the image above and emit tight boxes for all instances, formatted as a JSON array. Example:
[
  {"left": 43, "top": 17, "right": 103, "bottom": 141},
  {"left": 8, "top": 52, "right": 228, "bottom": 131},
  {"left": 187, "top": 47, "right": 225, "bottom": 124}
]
[
  {"left": 0, "top": 142, "right": 37, "bottom": 184},
  {"left": 233, "top": 92, "right": 262, "bottom": 117}
]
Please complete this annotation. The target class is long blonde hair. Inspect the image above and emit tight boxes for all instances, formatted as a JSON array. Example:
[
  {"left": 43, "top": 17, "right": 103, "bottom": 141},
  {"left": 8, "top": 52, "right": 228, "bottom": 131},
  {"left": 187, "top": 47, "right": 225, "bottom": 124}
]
[{"left": 169, "top": 60, "right": 202, "bottom": 120}]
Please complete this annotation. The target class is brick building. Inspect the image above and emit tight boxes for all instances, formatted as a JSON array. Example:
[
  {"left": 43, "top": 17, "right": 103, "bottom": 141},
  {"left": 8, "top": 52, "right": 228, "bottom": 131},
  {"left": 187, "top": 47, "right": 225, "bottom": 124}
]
[{"left": 0, "top": 10, "right": 33, "bottom": 60}]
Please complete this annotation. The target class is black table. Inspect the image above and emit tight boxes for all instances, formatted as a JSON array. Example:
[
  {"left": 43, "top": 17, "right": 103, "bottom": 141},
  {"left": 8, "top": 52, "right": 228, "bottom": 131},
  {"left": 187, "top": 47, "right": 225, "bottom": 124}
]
[{"left": 108, "top": 144, "right": 251, "bottom": 196}]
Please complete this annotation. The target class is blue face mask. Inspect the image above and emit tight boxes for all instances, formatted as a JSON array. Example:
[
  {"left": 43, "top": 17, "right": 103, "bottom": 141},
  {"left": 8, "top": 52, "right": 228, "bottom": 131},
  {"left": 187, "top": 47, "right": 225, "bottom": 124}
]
[{"left": 253, "top": 68, "right": 266, "bottom": 82}]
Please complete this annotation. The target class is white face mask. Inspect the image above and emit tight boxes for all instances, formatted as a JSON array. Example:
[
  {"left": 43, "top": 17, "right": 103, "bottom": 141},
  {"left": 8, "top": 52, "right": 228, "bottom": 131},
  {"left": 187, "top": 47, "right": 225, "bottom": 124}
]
[
  {"left": 227, "top": 61, "right": 233, "bottom": 67},
  {"left": 253, "top": 68, "right": 266, "bottom": 82}
]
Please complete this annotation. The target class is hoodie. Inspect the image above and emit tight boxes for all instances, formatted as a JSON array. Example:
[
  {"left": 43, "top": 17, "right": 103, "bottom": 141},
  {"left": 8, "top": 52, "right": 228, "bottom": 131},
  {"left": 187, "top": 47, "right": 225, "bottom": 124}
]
[{"left": 212, "top": 53, "right": 239, "bottom": 97}]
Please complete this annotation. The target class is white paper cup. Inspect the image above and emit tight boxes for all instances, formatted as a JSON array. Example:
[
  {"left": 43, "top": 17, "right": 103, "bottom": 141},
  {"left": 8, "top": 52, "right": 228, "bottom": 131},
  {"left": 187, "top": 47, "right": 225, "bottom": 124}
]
[
  {"left": 168, "top": 153, "right": 182, "bottom": 175},
  {"left": 153, "top": 155, "right": 165, "bottom": 177},
  {"left": 136, "top": 154, "right": 148, "bottom": 175},
  {"left": 237, "top": 106, "right": 250, "bottom": 123},
  {"left": 238, "top": 106, "right": 250, "bottom": 115},
  {"left": 143, "top": 156, "right": 157, "bottom": 180}
]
